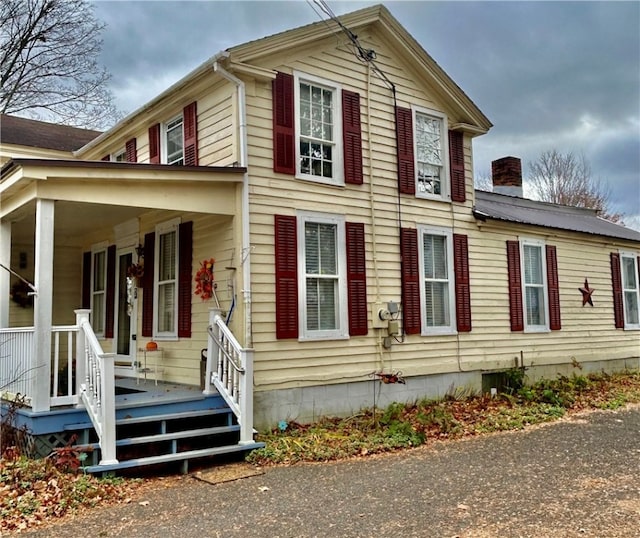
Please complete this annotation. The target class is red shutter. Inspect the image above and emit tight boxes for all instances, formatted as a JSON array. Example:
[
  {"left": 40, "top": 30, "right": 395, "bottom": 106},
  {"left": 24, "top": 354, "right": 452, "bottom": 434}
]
[
  {"left": 610, "top": 252, "right": 624, "bottom": 329},
  {"left": 273, "top": 72, "right": 295, "bottom": 175},
  {"left": 346, "top": 222, "right": 368, "bottom": 335},
  {"left": 148, "top": 124, "right": 160, "bottom": 164},
  {"left": 342, "top": 90, "right": 363, "bottom": 185},
  {"left": 546, "top": 245, "right": 561, "bottom": 330},
  {"left": 177, "top": 221, "right": 193, "bottom": 338},
  {"left": 274, "top": 215, "right": 298, "bottom": 339},
  {"left": 453, "top": 234, "right": 471, "bottom": 332},
  {"left": 104, "top": 245, "right": 116, "bottom": 339},
  {"left": 81, "top": 251, "right": 91, "bottom": 309},
  {"left": 400, "top": 228, "right": 421, "bottom": 334},
  {"left": 183, "top": 102, "right": 198, "bottom": 166},
  {"left": 395, "top": 106, "right": 415, "bottom": 195},
  {"left": 101, "top": 155, "right": 110, "bottom": 161},
  {"left": 125, "top": 137, "right": 137, "bottom": 163},
  {"left": 506, "top": 241, "right": 524, "bottom": 331},
  {"left": 141, "top": 232, "right": 155, "bottom": 337},
  {"left": 449, "top": 130, "right": 466, "bottom": 202}
]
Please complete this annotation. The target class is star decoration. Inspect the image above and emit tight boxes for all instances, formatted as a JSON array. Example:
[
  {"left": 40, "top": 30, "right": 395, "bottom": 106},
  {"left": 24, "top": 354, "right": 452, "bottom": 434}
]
[{"left": 579, "top": 278, "right": 594, "bottom": 307}]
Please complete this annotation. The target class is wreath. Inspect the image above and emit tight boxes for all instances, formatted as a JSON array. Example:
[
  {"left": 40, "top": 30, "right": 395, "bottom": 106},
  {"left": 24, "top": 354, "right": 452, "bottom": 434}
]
[
  {"left": 11, "top": 280, "right": 34, "bottom": 308},
  {"left": 194, "top": 258, "right": 215, "bottom": 300}
]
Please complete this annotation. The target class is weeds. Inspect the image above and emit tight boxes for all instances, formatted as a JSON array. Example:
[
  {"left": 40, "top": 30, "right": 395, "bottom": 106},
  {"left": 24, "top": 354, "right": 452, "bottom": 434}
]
[{"left": 248, "top": 370, "right": 640, "bottom": 466}]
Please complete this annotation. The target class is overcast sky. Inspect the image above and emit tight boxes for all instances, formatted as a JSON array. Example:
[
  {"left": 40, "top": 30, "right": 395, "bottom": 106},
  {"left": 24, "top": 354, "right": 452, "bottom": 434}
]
[{"left": 91, "top": 0, "right": 640, "bottom": 228}]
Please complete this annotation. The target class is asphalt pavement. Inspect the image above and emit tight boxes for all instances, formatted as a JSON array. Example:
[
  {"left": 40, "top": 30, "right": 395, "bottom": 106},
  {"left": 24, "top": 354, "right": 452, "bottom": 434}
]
[{"left": 23, "top": 405, "right": 640, "bottom": 538}]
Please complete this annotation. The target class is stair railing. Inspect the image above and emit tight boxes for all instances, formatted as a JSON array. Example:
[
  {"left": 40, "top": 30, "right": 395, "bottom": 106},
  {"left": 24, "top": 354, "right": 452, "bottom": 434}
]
[
  {"left": 74, "top": 310, "right": 118, "bottom": 466},
  {"left": 204, "top": 308, "right": 254, "bottom": 445}
]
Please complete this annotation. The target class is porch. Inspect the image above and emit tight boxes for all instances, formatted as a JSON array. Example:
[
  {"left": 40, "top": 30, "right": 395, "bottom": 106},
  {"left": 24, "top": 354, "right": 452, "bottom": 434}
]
[{"left": 1, "top": 310, "right": 262, "bottom": 474}]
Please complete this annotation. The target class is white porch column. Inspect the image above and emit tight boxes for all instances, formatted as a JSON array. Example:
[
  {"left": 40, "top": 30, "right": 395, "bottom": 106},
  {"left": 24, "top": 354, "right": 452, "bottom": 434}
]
[
  {"left": 32, "top": 199, "right": 54, "bottom": 412},
  {"left": 0, "top": 219, "right": 10, "bottom": 328}
]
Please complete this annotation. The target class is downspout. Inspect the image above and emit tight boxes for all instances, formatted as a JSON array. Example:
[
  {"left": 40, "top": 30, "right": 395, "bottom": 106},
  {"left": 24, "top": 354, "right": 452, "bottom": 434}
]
[{"left": 213, "top": 61, "right": 252, "bottom": 348}]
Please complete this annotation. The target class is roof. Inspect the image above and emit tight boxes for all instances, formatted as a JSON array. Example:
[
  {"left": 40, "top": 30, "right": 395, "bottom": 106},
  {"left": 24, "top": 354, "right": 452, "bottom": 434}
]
[
  {"left": 473, "top": 190, "right": 640, "bottom": 243},
  {"left": 0, "top": 114, "right": 101, "bottom": 152}
]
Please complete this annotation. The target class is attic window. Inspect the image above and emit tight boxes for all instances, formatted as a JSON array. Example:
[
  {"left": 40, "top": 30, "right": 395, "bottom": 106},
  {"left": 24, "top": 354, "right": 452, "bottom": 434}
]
[{"left": 113, "top": 149, "right": 126, "bottom": 162}]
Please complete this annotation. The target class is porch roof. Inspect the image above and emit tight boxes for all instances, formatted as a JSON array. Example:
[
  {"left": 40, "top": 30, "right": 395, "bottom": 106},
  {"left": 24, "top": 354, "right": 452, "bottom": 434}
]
[{"left": 0, "top": 158, "right": 247, "bottom": 222}]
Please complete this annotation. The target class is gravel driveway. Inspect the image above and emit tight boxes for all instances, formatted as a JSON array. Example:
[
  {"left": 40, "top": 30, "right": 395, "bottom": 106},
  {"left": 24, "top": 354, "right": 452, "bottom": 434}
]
[{"left": 23, "top": 405, "right": 640, "bottom": 538}]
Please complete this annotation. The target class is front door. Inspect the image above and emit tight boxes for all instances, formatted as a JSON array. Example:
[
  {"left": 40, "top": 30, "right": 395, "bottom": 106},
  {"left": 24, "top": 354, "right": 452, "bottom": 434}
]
[{"left": 114, "top": 248, "right": 137, "bottom": 373}]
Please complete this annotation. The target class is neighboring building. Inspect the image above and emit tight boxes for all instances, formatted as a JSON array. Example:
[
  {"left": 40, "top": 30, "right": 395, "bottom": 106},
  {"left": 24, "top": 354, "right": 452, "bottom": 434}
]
[{"left": 1, "top": 5, "right": 638, "bottom": 467}]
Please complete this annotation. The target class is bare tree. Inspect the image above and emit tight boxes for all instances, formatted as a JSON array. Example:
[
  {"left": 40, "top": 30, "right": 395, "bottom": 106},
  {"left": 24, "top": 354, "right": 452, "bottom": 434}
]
[
  {"left": 474, "top": 169, "right": 493, "bottom": 192},
  {"left": 0, "top": 0, "right": 119, "bottom": 129},
  {"left": 527, "top": 149, "right": 623, "bottom": 223}
]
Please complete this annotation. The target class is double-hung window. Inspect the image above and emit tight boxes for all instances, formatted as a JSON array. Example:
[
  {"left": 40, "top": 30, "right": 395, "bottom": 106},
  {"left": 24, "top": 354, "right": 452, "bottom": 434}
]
[
  {"left": 154, "top": 219, "right": 180, "bottom": 338},
  {"left": 418, "top": 226, "right": 456, "bottom": 334},
  {"left": 413, "top": 106, "right": 449, "bottom": 200},
  {"left": 164, "top": 116, "right": 184, "bottom": 165},
  {"left": 620, "top": 252, "right": 640, "bottom": 328},
  {"left": 295, "top": 72, "right": 343, "bottom": 185},
  {"left": 91, "top": 246, "right": 107, "bottom": 336},
  {"left": 298, "top": 212, "right": 348, "bottom": 339},
  {"left": 521, "top": 239, "right": 549, "bottom": 331}
]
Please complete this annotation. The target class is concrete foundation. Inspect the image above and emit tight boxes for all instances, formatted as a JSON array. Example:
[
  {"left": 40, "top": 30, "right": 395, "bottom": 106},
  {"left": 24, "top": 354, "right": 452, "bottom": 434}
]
[{"left": 253, "top": 356, "right": 640, "bottom": 430}]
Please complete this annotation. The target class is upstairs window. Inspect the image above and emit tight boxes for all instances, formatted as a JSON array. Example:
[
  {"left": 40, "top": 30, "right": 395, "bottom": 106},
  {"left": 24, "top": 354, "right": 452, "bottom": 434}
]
[
  {"left": 164, "top": 116, "right": 184, "bottom": 165},
  {"left": 396, "top": 106, "right": 466, "bottom": 202},
  {"left": 294, "top": 72, "right": 343, "bottom": 185},
  {"left": 414, "top": 109, "right": 447, "bottom": 198},
  {"left": 113, "top": 149, "right": 126, "bottom": 162}
]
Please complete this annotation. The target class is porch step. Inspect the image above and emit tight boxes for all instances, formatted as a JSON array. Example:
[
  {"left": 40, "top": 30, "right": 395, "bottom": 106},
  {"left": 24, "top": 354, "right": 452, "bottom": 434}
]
[
  {"left": 76, "top": 424, "right": 241, "bottom": 450},
  {"left": 64, "top": 408, "right": 231, "bottom": 431},
  {"left": 82, "top": 442, "right": 264, "bottom": 474},
  {"left": 70, "top": 400, "right": 263, "bottom": 475}
]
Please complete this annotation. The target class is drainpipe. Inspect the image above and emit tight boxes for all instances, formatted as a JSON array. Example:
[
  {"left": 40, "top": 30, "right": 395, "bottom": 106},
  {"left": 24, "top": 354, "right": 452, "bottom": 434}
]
[{"left": 213, "top": 61, "right": 252, "bottom": 348}]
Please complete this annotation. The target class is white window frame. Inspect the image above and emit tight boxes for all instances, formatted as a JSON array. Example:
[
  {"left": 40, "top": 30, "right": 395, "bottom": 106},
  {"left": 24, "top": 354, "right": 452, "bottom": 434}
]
[
  {"left": 294, "top": 71, "right": 344, "bottom": 186},
  {"left": 112, "top": 149, "right": 126, "bottom": 162},
  {"left": 90, "top": 241, "right": 108, "bottom": 338},
  {"left": 619, "top": 250, "right": 640, "bottom": 330},
  {"left": 162, "top": 114, "right": 184, "bottom": 165},
  {"left": 412, "top": 105, "right": 449, "bottom": 201},
  {"left": 520, "top": 238, "right": 550, "bottom": 333},
  {"left": 153, "top": 217, "right": 181, "bottom": 339},
  {"left": 417, "top": 225, "right": 456, "bottom": 335},
  {"left": 297, "top": 211, "right": 348, "bottom": 341}
]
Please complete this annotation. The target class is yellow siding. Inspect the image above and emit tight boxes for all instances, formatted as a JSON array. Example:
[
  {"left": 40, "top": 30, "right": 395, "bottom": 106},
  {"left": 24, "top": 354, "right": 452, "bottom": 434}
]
[{"left": 237, "top": 27, "right": 639, "bottom": 392}]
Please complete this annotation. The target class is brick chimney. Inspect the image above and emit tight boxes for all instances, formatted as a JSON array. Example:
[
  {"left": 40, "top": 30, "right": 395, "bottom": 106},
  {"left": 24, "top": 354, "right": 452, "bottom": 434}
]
[{"left": 491, "top": 156, "right": 523, "bottom": 197}]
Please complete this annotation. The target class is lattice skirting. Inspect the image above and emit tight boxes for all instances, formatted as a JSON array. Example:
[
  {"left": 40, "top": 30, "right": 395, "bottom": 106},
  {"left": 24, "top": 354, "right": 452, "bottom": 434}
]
[{"left": 4, "top": 427, "right": 89, "bottom": 458}]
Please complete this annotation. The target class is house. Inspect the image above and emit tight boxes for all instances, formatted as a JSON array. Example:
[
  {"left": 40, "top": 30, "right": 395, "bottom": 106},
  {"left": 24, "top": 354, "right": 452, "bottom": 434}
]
[{"left": 1, "top": 4, "right": 639, "bottom": 472}]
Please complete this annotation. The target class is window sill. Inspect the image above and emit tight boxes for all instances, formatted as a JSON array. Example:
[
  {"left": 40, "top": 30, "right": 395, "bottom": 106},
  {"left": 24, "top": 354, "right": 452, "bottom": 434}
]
[
  {"left": 524, "top": 327, "right": 551, "bottom": 334},
  {"left": 299, "top": 334, "right": 349, "bottom": 342},
  {"left": 295, "top": 173, "right": 345, "bottom": 188},
  {"left": 421, "top": 328, "right": 458, "bottom": 337}
]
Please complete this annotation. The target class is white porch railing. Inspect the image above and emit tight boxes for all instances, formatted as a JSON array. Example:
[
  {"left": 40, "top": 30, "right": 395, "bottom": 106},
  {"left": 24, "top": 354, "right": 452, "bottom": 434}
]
[
  {"left": 204, "top": 308, "right": 254, "bottom": 445},
  {"left": 0, "top": 326, "right": 35, "bottom": 402},
  {"left": 75, "top": 310, "right": 118, "bottom": 466},
  {"left": 0, "top": 325, "right": 79, "bottom": 406}
]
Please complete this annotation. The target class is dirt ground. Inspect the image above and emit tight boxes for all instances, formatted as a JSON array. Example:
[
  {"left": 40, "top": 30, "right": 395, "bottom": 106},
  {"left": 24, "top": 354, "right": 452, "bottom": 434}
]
[{"left": 17, "top": 404, "right": 640, "bottom": 538}]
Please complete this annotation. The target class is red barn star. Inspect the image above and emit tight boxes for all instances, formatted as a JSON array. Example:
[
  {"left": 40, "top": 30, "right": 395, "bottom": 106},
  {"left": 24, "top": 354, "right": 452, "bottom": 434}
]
[{"left": 579, "top": 278, "right": 594, "bottom": 306}]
